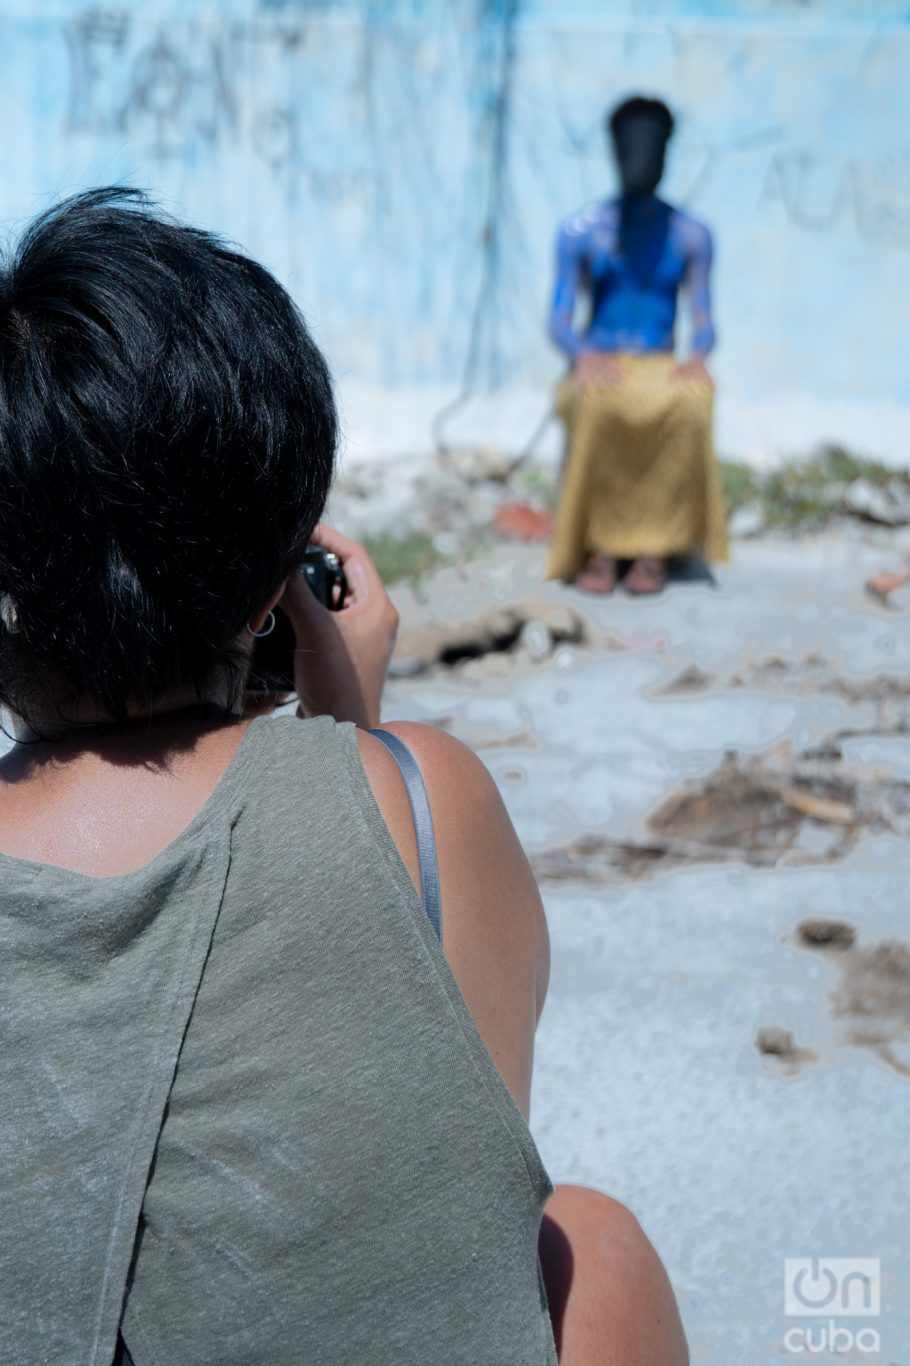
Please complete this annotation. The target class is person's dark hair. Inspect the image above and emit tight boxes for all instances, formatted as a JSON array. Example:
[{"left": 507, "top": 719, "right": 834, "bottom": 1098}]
[
  {"left": 0, "top": 187, "right": 337, "bottom": 732},
  {"left": 607, "top": 95, "right": 675, "bottom": 143}
]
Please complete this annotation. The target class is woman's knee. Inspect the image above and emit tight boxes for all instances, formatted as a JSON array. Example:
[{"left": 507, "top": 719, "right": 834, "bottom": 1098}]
[{"left": 540, "top": 1185, "right": 689, "bottom": 1365}]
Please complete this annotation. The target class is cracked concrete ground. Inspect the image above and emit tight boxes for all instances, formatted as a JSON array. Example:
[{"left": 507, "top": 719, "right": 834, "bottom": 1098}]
[{"left": 383, "top": 526, "right": 910, "bottom": 1364}]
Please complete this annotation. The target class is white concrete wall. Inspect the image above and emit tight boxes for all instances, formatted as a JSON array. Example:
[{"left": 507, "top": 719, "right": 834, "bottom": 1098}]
[{"left": 0, "top": 1, "right": 907, "bottom": 463}]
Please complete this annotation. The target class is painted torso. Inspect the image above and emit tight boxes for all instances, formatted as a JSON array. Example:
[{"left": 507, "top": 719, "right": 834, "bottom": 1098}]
[{"left": 549, "top": 196, "right": 715, "bottom": 359}]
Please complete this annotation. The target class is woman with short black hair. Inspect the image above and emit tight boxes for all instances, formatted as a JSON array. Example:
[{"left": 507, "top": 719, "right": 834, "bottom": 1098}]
[{"left": 0, "top": 189, "right": 687, "bottom": 1365}]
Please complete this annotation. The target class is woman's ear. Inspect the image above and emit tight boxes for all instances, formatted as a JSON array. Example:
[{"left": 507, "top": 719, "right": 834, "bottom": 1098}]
[{"left": 247, "top": 579, "right": 289, "bottom": 635}]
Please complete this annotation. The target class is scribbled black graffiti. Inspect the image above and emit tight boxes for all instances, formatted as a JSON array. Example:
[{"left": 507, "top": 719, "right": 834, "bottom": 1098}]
[
  {"left": 64, "top": 13, "right": 302, "bottom": 174},
  {"left": 762, "top": 149, "right": 910, "bottom": 251},
  {"left": 64, "top": 11, "right": 130, "bottom": 133}
]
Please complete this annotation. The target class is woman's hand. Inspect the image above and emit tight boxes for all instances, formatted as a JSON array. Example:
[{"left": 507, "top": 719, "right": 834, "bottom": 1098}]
[
  {"left": 278, "top": 524, "right": 398, "bottom": 730},
  {"left": 671, "top": 356, "right": 715, "bottom": 389}
]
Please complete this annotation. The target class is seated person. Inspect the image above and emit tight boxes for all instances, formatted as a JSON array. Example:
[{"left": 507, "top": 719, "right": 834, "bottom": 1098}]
[
  {"left": 546, "top": 95, "right": 729, "bottom": 595},
  {"left": 0, "top": 190, "right": 688, "bottom": 1365}
]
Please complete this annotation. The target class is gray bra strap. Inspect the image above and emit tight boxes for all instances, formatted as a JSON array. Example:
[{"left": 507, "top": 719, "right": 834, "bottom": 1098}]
[{"left": 370, "top": 728, "right": 442, "bottom": 941}]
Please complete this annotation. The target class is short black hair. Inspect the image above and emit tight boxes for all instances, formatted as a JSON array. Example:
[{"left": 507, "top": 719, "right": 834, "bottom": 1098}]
[
  {"left": 0, "top": 187, "right": 337, "bottom": 729},
  {"left": 607, "top": 95, "right": 675, "bottom": 142}
]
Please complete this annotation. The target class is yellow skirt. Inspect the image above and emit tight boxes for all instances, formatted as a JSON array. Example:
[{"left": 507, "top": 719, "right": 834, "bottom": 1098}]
[{"left": 546, "top": 354, "right": 730, "bottom": 582}]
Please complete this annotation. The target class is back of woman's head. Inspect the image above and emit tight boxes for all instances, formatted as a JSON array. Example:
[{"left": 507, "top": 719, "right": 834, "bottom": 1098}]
[{"left": 0, "top": 187, "right": 337, "bottom": 726}]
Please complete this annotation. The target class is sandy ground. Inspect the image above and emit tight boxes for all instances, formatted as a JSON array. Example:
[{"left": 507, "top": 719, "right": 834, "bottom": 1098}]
[{"left": 382, "top": 527, "right": 910, "bottom": 1365}]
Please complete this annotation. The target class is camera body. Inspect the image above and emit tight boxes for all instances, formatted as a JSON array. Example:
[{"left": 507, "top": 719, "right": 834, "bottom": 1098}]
[
  {"left": 249, "top": 545, "right": 348, "bottom": 694},
  {"left": 298, "top": 547, "right": 347, "bottom": 610}
]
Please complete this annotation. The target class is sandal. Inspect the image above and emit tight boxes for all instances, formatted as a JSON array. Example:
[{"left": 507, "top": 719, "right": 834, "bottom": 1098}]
[
  {"left": 624, "top": 556, "right": 667, "bottom": 595},
  {"left": 574, "top": 553, "right": 619, "bottom": 594}
]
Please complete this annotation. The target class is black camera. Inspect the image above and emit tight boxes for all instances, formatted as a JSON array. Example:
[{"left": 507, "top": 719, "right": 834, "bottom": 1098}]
[
  {"left": 249, "top": 545, "right": 348, "bottom": 695},
  {"left": 298, "top": 546, "right": 348, "bottom": 611}
]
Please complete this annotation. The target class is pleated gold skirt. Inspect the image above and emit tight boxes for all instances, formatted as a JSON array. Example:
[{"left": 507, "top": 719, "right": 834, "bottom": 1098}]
[{"left": 546, "top": 354, "right": 729, "bottom": 583}]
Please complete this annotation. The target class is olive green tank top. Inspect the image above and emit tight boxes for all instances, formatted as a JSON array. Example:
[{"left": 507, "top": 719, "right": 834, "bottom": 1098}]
[{"left": 0, "top": 714, "right": 557, "bottom": 1365}]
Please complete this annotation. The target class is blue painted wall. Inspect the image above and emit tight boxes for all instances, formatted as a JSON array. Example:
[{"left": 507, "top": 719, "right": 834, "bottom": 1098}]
[{"left": 0, "top": 1, "right": 907, "bottom": 417}]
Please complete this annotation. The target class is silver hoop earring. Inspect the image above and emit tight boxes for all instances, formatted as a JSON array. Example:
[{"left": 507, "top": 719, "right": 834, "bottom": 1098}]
[
  {"left": 0, "top": 593, "right": 21, "bottom": 634},
  {"left": 248, "top": 610, "right": 276, "bottom": 639}
]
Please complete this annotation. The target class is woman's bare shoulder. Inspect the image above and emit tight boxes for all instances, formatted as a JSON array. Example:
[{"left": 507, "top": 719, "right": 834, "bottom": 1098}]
[{"left": 356, "top": 721, "right": 549, "bottom": 1118}]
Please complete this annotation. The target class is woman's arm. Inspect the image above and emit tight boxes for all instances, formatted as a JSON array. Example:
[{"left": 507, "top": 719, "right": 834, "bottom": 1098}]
[
  {"left": 279, "top": 524, "right": 399, "bottom": 731},
  {"left": 685, "top": 220, "right": 715, "bottom": 358},
  {"left": 549, "top": 223, "right": 587, "bottom": 361},
  {"left": 357, "top": 721, "right": 549, "bottom": 1120}
]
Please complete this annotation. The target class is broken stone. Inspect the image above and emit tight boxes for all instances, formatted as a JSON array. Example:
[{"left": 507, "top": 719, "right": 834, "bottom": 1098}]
[
  {"left": 392, "top": 600, "right": 585, "bottom": 674},
  {"left": 459, "top": 652, "right": 515, "bottom": 682},
  {"left": 516, "top": 599, "right": 586, "bottom": 644},
  {"left": 756, "top": 1026, "right": 797, "bottom": 1056},
  {"left": 797, "top": 919, "right": 857, "bottom": 950},
  {"left": 437, "top": 607, "right": 524, "bottom": 664},
  {"left": 755, "top": 1027, "right": 817, "bottom": 1069},
  {"left": 443, "top": 446, "right": 514, "bottom": 485},
  {"left": 843, "top": 477, "right": 910, "bottom": 527},
  {"left": 492, "top": 502, "right": 555, "bottom": 541},
  {"left": 392, "top": 608, "right": 521, "bottom": 672},
  {"left": 518, "top": 620, "right": 553, "bottom": 663},
  {"left": 656, "top": 664, "right": 715, "bottom": 696}
]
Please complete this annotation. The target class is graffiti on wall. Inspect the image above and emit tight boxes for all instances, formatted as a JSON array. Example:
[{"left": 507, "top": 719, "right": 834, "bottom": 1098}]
[
  {"left": 761, "top": 148, "right": 910, "bottom": 250},
  {"left": 63, "top": 10, "right": 375, "bottom": 207},
  {"left": 66, "top": 13, "right": 288, "bottom": 164}
]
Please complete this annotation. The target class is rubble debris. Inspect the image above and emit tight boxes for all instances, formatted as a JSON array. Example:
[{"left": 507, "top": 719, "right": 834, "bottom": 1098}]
[
  {"left": 843, "top": 477, "right": 910, "bottom": 527},
  {"left": 778, "top": 785, "right": 854, "bottom": 825},
  {"left": 729, "top": 653, "right": 910, "bottom": 706},
  {"left": 833, "top": 940, "right": 910, "bottom": 1077},
  {"left": 646, "top": 753, "right": 863, "bottom": 859},
  {"left": 533, "top": 749, "right": 910, "bottom": 885},
  {"left": 797, "top": 919, "right": 857, "bottom": 950},
  {"left": 655, "top": 664, "right": 715, "bottom": 695},
  {"left": 531, "top": 835, "right": 690, "bottom": 884},
  {"left": 442, "top": 446, "right": 514, "bottom": 485},
  {"left": 518, "top": 619, "right": 553, "bottom": 663},
  {"left": 392, "top": 598, "right": 586, "bottom": 676},
  {"left": 756, "top": 931, "right": 910, "bottom": 1078},
  {"left": 755, "top": 1027, "right": 817, "bottom": 1069},
  {"left": 756, "top": 1026, "right": 794, "bottom": 1056},
  {"left": 794, "top": 925, "right": 910, "bottom": 1075},
  {"left": 492, "top": 502, "right": 555, "bottom": 541}
]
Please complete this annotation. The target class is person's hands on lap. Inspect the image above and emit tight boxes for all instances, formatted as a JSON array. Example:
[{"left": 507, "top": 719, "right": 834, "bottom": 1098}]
[
  {"left": 279, "top": 523, "right": 399, "bottom": 731},
  {"left": 671, "top": 355, "right": 715, "bottom": 389},
  {"left": 574, "top": 350, "right": 623, "bottom": 392}
]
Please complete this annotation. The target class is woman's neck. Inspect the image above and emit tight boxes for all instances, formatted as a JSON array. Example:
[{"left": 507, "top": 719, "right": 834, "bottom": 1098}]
[
  {"left": 7, "top": 673, "right": 245, "bottom": 746},
  {"left": 620, "top": 190, "right": 658, "bottom": 214}
]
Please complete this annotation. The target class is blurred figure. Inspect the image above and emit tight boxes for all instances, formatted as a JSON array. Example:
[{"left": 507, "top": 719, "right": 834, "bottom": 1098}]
[{"left": 546, "top": 95, "right": 729, "bottom": 594}]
